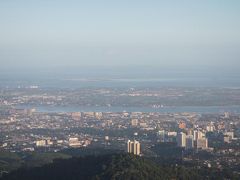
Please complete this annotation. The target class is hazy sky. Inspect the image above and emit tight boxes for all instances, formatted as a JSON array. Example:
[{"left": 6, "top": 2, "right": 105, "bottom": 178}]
[{"left": 0, "top": 0, "right": 240, "bottom": 70}]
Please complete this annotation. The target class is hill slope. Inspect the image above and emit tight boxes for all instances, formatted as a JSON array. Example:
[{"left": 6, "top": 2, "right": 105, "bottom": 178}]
[
  {"left": 1, "top": 153, "right": 238, "bottom": 180},
  {"left": 0, "top": 154, "right": 177, "bottom": 180}
]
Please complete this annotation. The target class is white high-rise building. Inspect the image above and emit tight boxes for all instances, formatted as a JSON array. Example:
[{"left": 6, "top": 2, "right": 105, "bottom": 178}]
[
  {"left": 193, "top": 130, "right": 204, "bottom": 141},
  {"left": 131, "top": 119, "right": 139, "bottom": 126},
  {"left": 224, "top": 112, "right": 230, "bottom": 119},
  {"left": 186, "top": 135, "right": 194, "bottom": 149},
  {"left": 157, "top": 130, "right": 166, "bottom": 142},
  {"left": 197, "top": 138, "right": 208, "bottom": 149},
  {"left": 127, "top": 140, "right": 141, "bottom": 155},
  {"left": 206, "top": 122, "right": 215, "bottom": 132},
  {"left": 177, "top": 132, "right": 186, "bottom": 147},
  {"left": 224, "top": 132, "right": 234, "bottom": 140}
]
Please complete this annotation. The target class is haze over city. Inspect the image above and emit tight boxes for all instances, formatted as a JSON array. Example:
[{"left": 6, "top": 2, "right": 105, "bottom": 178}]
[{"left": 1, "top": 0, "right": 240, "bottom": 71}]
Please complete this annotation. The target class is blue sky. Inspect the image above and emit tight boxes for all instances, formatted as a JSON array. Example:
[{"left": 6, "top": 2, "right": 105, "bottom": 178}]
[{"left": 0, "top": 0, "right": 240, "bottom": 70}]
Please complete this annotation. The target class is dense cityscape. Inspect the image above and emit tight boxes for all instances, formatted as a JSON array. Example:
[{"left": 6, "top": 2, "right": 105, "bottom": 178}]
[
  {"left": 0, "top": 86, "right": 239, "bottom": 178},
  {"left": 1, "top": 0, "right": 240, "bottom": 179}
]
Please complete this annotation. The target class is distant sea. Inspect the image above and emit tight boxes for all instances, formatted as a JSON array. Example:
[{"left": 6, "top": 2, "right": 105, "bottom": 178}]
[
  {"left": 16, "top": 105, "right": 240, "bottom": 114},
  {"left": 1, "top": 67, "right": 240, "bottom": 88}
]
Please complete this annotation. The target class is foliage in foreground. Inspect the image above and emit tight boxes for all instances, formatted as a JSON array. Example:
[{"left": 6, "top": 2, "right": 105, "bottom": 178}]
[{"left": 1, "top": 153, "right": 239, "bottom": 180}]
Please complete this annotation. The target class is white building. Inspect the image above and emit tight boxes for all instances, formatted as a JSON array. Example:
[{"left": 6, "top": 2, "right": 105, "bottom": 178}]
[
  {"left": 131, "top": 119, "right": 138, "bottom": 126},
  {"left": 157, "top": 130, "right": 166, "bottom": 142},
  {"left": 177, "top": 132, "right": 186, "bottom": 147},
  {"left": 127, "top": 140, "right": 141, "bottom": 155},
  {"left": 69, "top": 137, "right": 81, "bottom": 147},
  {"left": 197, "top": 138, "right": 208, "bottom": 149},
  {"left": 206, "top": 122, "right": 215, "bottom": 132},
  {"left": 224, "top": 132, "right": 234, "bottom": 140},
  {"left": 186, "top": 135, "right": 194, "bottom": 149},
  {"left": 36, "top": 140, "right": 47, "bottom": 147},
  {"left": 193, "top": 130, "right": 204, "bottom": 141}
]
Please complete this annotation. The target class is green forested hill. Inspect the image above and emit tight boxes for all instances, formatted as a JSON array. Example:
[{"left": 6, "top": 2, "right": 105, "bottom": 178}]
[
  {"left": 0, "top": 154, "right": 188, "bottom": 180},
  {"left": 0, "top": 153, "right": 239, "bottom": 180}
]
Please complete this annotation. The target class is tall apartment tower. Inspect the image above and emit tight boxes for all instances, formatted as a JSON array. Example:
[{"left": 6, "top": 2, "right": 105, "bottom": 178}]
[
  {"left": 177, "top": 132, "right": 186, "bottom": 147},
  {"left": 127, "top": 140, "right": 141, "bottom": 155},
  {"left": 193, "top": 130, "right": 204, "bottom": 141},
  {"left": 186, "top": 135, "right": 194, "bottom": 149}
]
